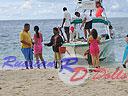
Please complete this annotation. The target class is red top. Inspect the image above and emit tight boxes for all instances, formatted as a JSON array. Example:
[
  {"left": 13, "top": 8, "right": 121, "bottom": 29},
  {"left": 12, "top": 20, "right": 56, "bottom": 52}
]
[{"left": 96, "top": 7, "right": 103, "bottom": 17}]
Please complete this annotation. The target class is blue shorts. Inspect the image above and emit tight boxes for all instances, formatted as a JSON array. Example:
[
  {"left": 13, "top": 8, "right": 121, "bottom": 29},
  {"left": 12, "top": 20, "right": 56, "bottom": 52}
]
[{"left": 21, "top": 48, "right": 33, "bottom": 61}]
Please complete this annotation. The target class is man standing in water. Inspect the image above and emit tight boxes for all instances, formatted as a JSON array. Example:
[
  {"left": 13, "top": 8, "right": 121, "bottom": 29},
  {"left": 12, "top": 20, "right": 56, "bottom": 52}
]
[
  {"left": 61, "top": 7, "right": 71, "bottom": 43},
  {"left": 20, "top": 23, "right": 33, "bottom": 69}
]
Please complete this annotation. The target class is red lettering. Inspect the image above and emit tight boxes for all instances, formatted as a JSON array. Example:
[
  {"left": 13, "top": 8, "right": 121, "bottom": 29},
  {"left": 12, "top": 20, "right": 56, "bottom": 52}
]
[
  {"left": 70, "top": 67, "right": 88, "bottom": 82},
  {"left": 111, "top": 69, "right": 121, "bottom": 80},
  {"left": 70, "top": 67, "right": 128, "bottom": 82},
  {"left": 120, "top": 73, "right": 128, "bottom": 80},
  {"left": 115, "top": 70, "right": 124, "bottom": 79},
  {"left": 103, "top": 73, "right": 111, "bottom": 79},
  {"left": 92, "top": 68, "right": 107, "bottom": 80}
]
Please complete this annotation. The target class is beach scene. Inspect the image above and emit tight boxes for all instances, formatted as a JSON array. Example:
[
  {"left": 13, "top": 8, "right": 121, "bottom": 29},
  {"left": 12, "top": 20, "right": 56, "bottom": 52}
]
[{"left": 0, "top": 0, "right": 128, "bottom": 96}]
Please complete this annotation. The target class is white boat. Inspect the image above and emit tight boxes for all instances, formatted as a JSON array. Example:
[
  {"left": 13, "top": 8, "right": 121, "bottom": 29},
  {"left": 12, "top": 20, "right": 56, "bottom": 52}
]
[{"left": 61, "top": 0, "right": 113, "bottom": 65}]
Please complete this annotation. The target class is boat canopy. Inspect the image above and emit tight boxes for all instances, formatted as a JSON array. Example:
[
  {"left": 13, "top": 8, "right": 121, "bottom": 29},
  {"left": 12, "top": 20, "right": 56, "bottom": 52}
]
[
  {"left": 71, "top": 18, "right": 111, "bottom": 25},
  {"left": 93, "top": 18, "right": 111, "bottom": 25}
]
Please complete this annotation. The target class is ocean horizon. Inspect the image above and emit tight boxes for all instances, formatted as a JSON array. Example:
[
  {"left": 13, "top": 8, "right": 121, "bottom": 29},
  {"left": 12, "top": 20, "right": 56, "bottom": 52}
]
[{"left": 0, "top": 17, "right": 128, "bottom": 21}]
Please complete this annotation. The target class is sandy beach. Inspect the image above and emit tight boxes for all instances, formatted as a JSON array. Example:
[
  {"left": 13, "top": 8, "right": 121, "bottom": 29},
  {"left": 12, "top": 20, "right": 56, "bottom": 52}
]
[{"left": 0, "top": 68, "right": 128, "bottom": 96}]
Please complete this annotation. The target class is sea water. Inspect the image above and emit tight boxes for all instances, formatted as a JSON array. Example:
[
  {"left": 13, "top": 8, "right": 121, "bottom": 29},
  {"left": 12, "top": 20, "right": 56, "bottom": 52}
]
[{"left": 0, "top": 18, "right": 127, "bottom": 68}]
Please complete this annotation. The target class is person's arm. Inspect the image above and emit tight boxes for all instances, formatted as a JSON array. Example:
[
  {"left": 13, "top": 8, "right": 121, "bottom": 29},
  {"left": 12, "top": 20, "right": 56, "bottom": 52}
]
[
  {"left": 61, "top": 12, "right": 67, "bottom": 28},
  {"left": 80, "top": 17, "right": 86, "bottom": 29},
  {"left": 33, "top": 34, "right": 37, "bottom": 44},
  {"left": 60, "top": 36, "right": 64, "bottom": 45},
  {"left": 20, "top": 32, "right": 31, "bottom": 46},
  {"left": 41, "top": 33, "right": 43, "bottom": 42},
  {"left": 21, "top": 40, "right": 31, "bottom": 46},
  {"left": 29, "top": 32, "right": 34, "bottom": 45},
  {"left": 88, "top": 36, "right": 92, "bottom": 44},
  {"left": 97, "top": 37, "right": 101, "bottom": 44},
  {"left": 44, "top": 36, "right": 54, "bottom": 46}
]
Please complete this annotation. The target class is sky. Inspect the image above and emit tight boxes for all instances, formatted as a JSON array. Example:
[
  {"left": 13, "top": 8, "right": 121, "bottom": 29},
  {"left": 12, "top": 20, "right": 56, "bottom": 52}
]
[{"left": 0, "top": 0, "right": 128, "bottom": 20}]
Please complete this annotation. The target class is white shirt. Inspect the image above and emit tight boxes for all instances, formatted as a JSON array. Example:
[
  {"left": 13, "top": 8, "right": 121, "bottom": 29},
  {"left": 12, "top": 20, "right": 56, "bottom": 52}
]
[
  {"left": 72, "top": 15, "right": 81, "bottom": 30},
  {"left": 82, "top": 13, "right": 92, "bottom": 22},
  {"left": 64, "top": 11, "right": 71, "bottom": 27}
]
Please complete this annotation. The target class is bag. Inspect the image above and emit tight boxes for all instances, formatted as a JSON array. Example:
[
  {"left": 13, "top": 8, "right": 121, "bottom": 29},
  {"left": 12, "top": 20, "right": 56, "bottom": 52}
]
[{"left": 59, "top": 47, "right": 66, "bottom": 54}]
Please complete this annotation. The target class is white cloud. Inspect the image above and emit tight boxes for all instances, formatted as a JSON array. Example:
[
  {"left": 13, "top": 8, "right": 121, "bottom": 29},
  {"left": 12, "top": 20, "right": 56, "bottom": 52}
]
[{"left": 0, "top": 0, "right": 128, "bottom": 20}]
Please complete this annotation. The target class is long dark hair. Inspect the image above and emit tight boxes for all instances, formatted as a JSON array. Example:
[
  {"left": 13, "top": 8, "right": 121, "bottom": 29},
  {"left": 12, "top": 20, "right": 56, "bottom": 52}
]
[
  {"left": 91, "top": 29, "right": 98, "bottom": 39},
  {"left": 96, "top": 1, "right": 104, "bottom": 9},
  {"left": 34, "top": 26, "right": 40, "bottom": 38}
]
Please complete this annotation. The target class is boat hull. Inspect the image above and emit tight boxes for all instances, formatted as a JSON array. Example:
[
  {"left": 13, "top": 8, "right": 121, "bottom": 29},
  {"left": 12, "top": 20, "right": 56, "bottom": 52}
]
[{"left": 62, "top": 39, "right": 113, "bottom": 65}]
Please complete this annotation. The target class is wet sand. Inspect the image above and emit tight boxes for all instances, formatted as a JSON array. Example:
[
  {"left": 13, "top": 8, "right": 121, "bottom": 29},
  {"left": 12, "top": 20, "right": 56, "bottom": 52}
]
[{"left": 0, "top": 68, "right": 128, "bottom": 96}]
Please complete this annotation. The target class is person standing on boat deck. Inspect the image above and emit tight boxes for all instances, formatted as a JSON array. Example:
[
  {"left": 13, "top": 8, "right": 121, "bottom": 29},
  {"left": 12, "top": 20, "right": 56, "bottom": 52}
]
[
  {"left": 80, "top": 11, "right": 92, "bottom": 39},
  {"left": 33, "top": 26, "right": 46, "bottom": 69},
  {"left": 69, "top": 25, "right": 75, "bottom": 42},
  {"left": 74, "top": 11, "right": 82, "bottom": 39},
  {"left": 122, "top": 35, "right": 128, "bottom": 68},
  {"left": 20, "top": 23, "right": 33, "bottom": 69},
  {"left": 44, "top": 27, "right": 64, "bottom": 69},
  {"left": 96, "top": 1, "right": 104, "bottom": 18},
  {"left": 61, "top": 7, "right": 71, "bottom": 43}
]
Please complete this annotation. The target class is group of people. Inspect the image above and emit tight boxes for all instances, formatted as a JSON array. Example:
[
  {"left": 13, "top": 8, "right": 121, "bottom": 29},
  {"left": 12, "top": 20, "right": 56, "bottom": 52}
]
[
  {"left": 19, "top": 1, "right": 128, "bottom": 70},
  {"left": 20, "top": 24, "right": 101, "bottom": 70},
  {"left": 20, "top": 24, "right": 64, "bottom": 69},
  {"left": 61, "top": 1, "right": 104, "bottom": 42},
  {"left": 19, "top": 1, "right": 105, "bottom": 70},
  {"left": 19, "top": 23, "right": 128, "bottom": 70},
  {"left": 20, "top": 24, "right": 46, "bottom": 69}
]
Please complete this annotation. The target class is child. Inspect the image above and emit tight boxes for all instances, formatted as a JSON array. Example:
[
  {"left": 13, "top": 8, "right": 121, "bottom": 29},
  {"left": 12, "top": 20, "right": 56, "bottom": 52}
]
[
  {"left": 70, "top": 25, "right": 75, "bottom": 42},
  {"left": 44, "top": 27, "right": 64, "bottom": 69},
  {"left": 122, "top": 35, "right": 128, "bottom": 68},
  {"left": 88, "top": 29, "right": 100, "bottom": 68},
  {"left": 33, "top": 26, "right": 46, "bottom": 69},
  {"left": 20, "top": 23, "right": 33, "bottom": 69}
]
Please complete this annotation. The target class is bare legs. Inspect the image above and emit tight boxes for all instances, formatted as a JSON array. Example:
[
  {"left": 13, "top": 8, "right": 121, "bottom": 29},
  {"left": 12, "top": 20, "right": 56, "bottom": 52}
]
[
  {"left": 35, "top": 53, "right": 46, "bottom": 69},
  {"left": 84, "top": 29, "right": 91, "bottom": 39},
  {"left": 54, "top": 52, "right": 61, "bottom": 69},
  {"left": 91, "top": 54, "right": 100, "bottom": 68},
  {"left": 64, "top": 27, "right": 70, "bottom": 43}
]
